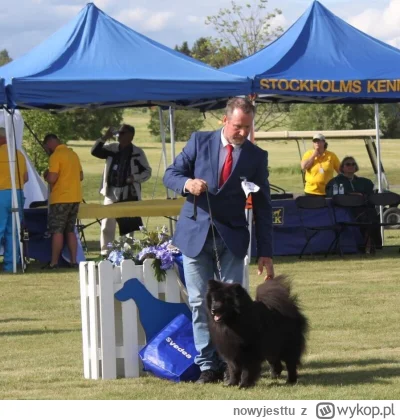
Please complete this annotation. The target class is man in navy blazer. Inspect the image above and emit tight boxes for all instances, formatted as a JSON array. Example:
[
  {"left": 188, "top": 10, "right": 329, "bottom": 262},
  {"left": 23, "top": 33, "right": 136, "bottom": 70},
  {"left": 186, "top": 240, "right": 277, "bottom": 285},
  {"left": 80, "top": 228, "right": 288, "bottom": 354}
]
[{"left": 163, "top": 97, "right": 274, "bottom": 384}]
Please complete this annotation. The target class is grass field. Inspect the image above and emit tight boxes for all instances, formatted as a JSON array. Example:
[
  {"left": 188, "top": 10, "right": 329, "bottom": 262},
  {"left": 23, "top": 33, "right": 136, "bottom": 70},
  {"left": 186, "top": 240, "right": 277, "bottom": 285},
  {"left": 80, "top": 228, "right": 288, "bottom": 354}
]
[{"left": 1, "top": 109, "right": 400, "bottom": 400}]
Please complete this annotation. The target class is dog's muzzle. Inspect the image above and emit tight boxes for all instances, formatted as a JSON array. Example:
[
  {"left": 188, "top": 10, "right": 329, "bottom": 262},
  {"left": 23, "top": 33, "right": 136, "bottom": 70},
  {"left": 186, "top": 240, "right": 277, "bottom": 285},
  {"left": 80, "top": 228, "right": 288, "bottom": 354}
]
[{"left": 211, "top": 309, "right": 222, "bottom": 322}]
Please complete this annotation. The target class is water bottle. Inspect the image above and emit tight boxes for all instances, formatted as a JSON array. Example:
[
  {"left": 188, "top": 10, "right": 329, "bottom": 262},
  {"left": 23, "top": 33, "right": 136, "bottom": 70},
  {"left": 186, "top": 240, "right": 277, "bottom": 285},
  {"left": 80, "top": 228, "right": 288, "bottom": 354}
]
[
  {"left": 332, "top": 183, "right": 339, "bottom": 195},
  {"left": 339, "top": 184, "right": 344, "bottom": 195}
]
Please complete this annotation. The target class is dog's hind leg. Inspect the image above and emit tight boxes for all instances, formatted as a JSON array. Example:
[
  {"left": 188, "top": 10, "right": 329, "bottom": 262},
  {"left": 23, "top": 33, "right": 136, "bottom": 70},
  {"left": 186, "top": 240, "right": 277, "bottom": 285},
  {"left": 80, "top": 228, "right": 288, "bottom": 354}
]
[
  {"left": 284, "top": 358, "right": 298, "bottom": 384},
  {"left": 269, "top": 360, "right": 283, "bottom": 380}
]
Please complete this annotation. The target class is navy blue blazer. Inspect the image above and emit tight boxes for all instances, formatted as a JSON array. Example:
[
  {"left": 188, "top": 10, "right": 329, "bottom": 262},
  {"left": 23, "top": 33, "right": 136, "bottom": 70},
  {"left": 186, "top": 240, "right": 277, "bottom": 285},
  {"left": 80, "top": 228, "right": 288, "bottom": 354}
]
[{"left": 163, "top": 129, "right": 273, "bottom": 259}]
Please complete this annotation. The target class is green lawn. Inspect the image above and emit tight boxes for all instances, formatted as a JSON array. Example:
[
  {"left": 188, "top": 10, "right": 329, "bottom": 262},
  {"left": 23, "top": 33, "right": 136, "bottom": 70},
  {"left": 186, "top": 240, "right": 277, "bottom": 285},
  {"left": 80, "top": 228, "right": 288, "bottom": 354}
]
[
  {"left": 1, "top": 109, "right": 399, "bottom": 400},
  {"left": 1, "top": 253, "right": 399, "bottom": 399}
]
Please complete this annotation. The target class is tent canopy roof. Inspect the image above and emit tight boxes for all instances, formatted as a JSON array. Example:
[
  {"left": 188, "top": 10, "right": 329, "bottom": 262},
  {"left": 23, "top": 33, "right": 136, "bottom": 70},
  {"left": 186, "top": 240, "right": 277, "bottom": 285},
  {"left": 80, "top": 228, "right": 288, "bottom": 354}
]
[
  {"left": 223, "top": 0, "right": 400, "bottom": 102},
  {"left": 0, "top": 3, "right": 251, "bottom": 109}
]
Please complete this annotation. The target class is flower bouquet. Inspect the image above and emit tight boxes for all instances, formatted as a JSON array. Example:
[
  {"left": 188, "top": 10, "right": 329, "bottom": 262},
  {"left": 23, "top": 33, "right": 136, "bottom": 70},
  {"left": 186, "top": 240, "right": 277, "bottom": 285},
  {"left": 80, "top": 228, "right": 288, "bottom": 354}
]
[{"left": 106, "top": 226, "right": 180, "bottom": 282}]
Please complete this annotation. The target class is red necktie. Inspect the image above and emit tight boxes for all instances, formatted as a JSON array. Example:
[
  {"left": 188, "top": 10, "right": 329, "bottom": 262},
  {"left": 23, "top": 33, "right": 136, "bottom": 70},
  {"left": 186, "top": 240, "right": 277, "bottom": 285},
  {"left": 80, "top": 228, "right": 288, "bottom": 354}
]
[{"left": 219, "top": 144, "right": 234, "bottom": 187}]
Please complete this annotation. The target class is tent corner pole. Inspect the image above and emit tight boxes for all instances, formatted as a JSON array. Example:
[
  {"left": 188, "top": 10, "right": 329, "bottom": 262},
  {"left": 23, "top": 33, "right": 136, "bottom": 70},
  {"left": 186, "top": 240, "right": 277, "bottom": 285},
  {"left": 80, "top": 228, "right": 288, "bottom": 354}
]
[
  {"left": 158, "top": 107, "right": 173, "bottom": 235},
  {"left": 169, "top": 107, "right": 177, "bottom": 232},
  {"left": 374, "top": 103, "right": 384, "bottom": 245},
  {"left": 3, "top": 109, "right": 24, "bottom": 273}
]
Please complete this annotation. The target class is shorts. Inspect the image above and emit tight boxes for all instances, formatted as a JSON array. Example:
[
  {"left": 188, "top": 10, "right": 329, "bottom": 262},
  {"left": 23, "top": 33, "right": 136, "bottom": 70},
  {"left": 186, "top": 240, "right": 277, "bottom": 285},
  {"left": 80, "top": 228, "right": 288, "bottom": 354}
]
[{"left": 48, "top": 203, "right": 80, "bottom": 234}]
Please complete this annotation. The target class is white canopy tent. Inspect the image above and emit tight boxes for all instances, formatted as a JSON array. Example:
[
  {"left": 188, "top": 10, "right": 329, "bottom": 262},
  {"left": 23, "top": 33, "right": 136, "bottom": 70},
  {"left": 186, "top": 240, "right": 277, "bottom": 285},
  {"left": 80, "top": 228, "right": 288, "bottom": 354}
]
[
  {"left": 1, "top": 110, "right": 48, "bottom": 272},
  {"left": 0, "top": 110, "right": 47, "bottom": 208}
]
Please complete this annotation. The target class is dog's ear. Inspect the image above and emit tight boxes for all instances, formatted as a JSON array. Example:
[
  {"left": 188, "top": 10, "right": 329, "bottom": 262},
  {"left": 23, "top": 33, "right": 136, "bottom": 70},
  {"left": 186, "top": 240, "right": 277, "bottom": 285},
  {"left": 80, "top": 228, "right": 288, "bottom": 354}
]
[
  {"left": 207, "top": 279, "right": 222, "bottom": 290},
  {"left": 232, "top": 283, "right": 245, "bottom": 295}
]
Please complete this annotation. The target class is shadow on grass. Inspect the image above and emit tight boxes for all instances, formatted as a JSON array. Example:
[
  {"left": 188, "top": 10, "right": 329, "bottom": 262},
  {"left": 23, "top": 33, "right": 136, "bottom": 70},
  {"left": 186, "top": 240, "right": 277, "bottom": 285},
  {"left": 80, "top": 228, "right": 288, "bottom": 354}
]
[
  {"left": 301, "top": 365, "right": 400, "bottom": 386},
  {"left": 306, "top": 358, "right": 399, "bottom": 369},
  {"left": 259, "top": 358, "right": 400, "bottom": 387},
  {"left": 0, "top": 328, "right": 80, "bottom": 337}
]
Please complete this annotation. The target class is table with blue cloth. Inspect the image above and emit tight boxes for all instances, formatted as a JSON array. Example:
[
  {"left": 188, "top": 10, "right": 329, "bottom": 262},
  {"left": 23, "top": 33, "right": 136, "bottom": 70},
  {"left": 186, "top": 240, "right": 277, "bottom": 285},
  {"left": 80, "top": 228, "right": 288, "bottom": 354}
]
[{"left": 251, "top": 198, "right": 363, "bottom": 257}]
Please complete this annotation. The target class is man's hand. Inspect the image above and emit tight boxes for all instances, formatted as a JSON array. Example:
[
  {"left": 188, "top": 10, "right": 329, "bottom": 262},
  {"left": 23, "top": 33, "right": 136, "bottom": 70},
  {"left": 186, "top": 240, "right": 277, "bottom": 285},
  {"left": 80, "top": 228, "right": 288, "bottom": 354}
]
[
  {"left": 257, "top": 257, "right": 274, "bottom": 281},
  {"left": 312, "top": 148, "right": 322, "bottom": 157},
  {"left": 185, "top": 179, "right": 207, "bottom": 196},
  {"left": 102, "top": 127, "right": 114, "bottom": 141},
  {"left": 126, "top": 176, "right": 134, "bottom": 184}
]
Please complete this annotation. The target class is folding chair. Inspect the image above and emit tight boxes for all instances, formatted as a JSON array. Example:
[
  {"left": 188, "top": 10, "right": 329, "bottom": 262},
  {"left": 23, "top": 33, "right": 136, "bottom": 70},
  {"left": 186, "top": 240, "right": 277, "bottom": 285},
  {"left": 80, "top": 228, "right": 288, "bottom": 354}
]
[
  {"left": 368, "top": 191, "right": 400, "bottom": 228},
  {"left": 76, "top": 199, "right": 102, "bottom": 252},
  {"left": 331, "top": 194, "right": 375, "bottom": 253},
  {"left": 295, "top": 196, "right": 342, "bottom": 259}
]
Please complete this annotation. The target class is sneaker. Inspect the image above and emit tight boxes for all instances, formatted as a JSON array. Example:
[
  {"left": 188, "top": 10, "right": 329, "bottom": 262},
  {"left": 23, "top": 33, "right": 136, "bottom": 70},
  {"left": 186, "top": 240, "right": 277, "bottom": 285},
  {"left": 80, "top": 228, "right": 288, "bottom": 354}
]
[
  {"left": 69, "top": 263, "right": 79, "bottom": 269},
  {"left": 195, "top": 369, "right": 223, "bottom": 384},
  {"left": 41, "top": 262, "right": 58, "bottom": 269}
]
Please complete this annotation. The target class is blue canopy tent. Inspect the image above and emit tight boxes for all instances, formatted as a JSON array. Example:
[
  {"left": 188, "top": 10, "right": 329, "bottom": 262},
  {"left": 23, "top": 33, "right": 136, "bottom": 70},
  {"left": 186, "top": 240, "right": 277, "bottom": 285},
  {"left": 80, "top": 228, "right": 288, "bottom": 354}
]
[
  {"left": 223, "top": 0, "right": 400, "bottom": 104},
  {"left": 223, "top": 0, "right": 400, "bottom": 240},
  {"left": 0, "top": 3, "right": 252, "bottom": 273},
  {"left": 0, "top": 3, "right": 251, "bottom": 110}
]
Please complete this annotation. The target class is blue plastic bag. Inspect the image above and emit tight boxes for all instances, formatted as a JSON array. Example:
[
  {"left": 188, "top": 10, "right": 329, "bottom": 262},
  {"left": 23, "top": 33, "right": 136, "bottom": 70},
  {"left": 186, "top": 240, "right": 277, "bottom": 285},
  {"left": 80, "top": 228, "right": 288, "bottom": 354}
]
[{"left": 139, "top": 313, "right": 200, "bottom": 382}]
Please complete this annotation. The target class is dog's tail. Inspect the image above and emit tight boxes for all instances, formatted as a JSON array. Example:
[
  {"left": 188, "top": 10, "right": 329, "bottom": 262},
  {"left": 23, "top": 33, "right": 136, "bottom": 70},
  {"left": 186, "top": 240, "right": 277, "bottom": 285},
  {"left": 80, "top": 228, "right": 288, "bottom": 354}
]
[
  {"left": 255, "top": 275, "right": 303, "bottom": 319},
  {"left": 257, "top": 275, "right": 309, "bottom": 364}
]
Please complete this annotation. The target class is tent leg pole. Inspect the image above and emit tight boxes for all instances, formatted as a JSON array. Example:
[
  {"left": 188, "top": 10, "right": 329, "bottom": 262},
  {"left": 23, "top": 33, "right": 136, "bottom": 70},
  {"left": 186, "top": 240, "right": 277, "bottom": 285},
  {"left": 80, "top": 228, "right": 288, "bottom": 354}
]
[
  {"left": 169, "top": 107, "right": 177, "bottom": 233},
  {"left": 374, "top": 103, "right": 384, "bottom": 245},
  {"left": 158, "top": 107, "right": 173, "bottom": 235},
  {"left": 4, "top": 109, "right": 24, "bottom": 273}
]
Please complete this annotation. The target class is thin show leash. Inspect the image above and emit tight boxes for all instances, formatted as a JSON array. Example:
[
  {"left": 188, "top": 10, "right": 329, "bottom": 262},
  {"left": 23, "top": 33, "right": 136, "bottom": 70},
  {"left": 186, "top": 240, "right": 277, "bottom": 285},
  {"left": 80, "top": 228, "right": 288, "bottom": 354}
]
[
  {"left": 191, "top": 185, "right": 222, "bottom": 282},
  {"left": 192, "top": 184, "right": 273, "bottom": 282}
]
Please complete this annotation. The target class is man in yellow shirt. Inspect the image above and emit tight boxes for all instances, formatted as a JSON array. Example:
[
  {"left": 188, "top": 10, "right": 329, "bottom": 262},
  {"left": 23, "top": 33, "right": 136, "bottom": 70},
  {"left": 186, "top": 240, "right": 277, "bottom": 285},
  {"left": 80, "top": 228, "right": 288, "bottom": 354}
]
[
  {"left": 0, "top": 127, "right": 28, "bottom": 272},
  {"left": 42, "top": 134, "right": 83, "bottom": 269},
  {"left": 301, "top": 133, "right": 340, "bottom": 196}
]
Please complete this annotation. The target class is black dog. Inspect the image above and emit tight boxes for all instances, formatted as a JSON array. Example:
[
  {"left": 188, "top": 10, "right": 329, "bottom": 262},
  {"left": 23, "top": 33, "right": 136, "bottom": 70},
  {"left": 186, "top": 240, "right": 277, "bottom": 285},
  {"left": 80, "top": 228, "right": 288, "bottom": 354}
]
[{"left": 206, "top": 276, "right": 308, "bottom": 388}]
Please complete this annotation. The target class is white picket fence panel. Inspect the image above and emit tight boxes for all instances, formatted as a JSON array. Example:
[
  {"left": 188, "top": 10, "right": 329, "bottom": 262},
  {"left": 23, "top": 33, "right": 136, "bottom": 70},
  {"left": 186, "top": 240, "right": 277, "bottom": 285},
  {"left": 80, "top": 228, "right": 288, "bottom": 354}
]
[{"left": 79, "top": 258, "right": 184, "bottom": 380}]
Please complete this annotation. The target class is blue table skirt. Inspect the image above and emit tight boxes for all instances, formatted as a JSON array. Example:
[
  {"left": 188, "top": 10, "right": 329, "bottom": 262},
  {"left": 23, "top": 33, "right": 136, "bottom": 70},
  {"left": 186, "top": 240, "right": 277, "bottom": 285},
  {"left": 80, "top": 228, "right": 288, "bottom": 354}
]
[
  {"left": 23, "top": 208, "right": 85, "bottom": 265},
  {"left": 252, "top": 198, "right": 363, "bottom": 257}
]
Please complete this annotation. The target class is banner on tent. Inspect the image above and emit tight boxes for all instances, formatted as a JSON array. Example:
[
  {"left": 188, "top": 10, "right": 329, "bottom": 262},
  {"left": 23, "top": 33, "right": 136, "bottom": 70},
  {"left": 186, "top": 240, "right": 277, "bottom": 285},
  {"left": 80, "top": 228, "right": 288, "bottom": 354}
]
[{"left": 259, "top": 78, "right": 400, "bottom": 96}]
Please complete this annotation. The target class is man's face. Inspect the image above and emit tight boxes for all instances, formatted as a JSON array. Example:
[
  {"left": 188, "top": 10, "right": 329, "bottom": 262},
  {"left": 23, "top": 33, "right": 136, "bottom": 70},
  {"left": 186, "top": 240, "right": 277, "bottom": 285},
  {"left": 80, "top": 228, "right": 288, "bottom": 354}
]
[
  {"left": 44, "top": 141, "right": 53, "bottom": 155},
  {"left": 43, "top": 139, "right": 57, "bottom": 155},
  {"left": 223, "top": 108, "right": 253, "bottom": 146},
  {"left": 117, "top": 125, "right": 134, "bottom": 146}
]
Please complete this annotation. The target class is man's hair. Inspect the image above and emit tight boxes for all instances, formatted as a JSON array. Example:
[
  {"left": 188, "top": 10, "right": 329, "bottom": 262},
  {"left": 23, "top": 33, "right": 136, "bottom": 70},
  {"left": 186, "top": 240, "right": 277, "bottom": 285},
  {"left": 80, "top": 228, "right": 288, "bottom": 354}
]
[
  {"left": 225, "top": 97, "right": 255, "bottom": 118},
  {"left": 123, "top": 124, "right": 135, "bottom": 138},
  {"left": 43, "top": 133, "right": 60, "bottom": 144}
]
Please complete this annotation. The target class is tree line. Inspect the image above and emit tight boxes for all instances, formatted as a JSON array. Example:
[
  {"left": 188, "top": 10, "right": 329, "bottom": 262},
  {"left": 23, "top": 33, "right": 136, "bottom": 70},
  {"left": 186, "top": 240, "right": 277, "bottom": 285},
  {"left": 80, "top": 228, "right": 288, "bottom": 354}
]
[{"left": 1, "top": 0, "right": 400, "bottom": 171}]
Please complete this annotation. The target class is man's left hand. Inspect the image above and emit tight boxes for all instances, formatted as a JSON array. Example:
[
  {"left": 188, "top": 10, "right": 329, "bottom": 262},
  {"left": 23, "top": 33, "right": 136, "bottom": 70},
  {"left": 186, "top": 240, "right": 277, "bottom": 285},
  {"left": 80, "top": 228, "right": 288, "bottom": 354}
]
[{"left": 257, "top": 257, "right": 274, "bottom": 281}]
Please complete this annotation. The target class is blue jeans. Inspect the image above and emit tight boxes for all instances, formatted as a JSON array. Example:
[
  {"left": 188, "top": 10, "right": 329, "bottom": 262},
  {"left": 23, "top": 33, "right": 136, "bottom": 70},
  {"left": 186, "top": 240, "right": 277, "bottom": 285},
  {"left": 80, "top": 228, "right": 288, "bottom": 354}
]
[
  {"left": 0, "top": 189, "right": 25, "bottom": 272},
  {"left": 183, "top": 231, "right": 244, "bottom": 372}
]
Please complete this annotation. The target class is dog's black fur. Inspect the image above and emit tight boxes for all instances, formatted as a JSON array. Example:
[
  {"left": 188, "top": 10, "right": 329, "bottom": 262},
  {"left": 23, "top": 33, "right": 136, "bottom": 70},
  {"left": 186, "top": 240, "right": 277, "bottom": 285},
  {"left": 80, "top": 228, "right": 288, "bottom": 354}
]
[{"left": 206, "top": 276, "right": 308, "bottom": 388}]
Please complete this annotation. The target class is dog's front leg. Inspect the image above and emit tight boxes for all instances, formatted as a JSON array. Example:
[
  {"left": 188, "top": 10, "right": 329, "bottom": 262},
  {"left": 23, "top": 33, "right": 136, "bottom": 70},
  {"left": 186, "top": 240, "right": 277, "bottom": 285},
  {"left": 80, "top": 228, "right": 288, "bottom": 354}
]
[
  {"left": 224, "top": 363, "right": 240, "bottom": 387},
  {"left": 239, "top": 363, "right": 260, "bottom": 388},
  {"left": 269, "top": 360, "right": 283, "bottom": 380}
]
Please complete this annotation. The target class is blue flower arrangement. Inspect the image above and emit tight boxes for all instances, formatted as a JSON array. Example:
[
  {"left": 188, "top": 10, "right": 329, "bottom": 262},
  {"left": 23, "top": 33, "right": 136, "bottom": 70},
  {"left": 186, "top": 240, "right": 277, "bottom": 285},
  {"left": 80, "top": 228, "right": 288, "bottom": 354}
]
[{"left": 106, "top": 226, "right": 180, "bottom": 282}]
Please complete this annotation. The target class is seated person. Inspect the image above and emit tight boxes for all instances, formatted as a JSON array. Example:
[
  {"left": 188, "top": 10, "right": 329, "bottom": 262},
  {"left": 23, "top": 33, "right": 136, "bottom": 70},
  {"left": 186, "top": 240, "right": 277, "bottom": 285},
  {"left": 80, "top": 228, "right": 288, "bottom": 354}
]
[
  {"left": 301, "top": 133, "right": 340, "bottom": 196},
  {"left": 326, "top": 156, "right": 381, "bottom": 252}
]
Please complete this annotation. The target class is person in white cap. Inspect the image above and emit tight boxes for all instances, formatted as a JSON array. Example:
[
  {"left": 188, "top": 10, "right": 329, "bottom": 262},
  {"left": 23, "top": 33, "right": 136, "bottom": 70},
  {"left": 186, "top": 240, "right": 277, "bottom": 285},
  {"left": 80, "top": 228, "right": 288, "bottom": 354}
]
[{"left": 301, "top": 133, "right": 340, "bottom": 196}]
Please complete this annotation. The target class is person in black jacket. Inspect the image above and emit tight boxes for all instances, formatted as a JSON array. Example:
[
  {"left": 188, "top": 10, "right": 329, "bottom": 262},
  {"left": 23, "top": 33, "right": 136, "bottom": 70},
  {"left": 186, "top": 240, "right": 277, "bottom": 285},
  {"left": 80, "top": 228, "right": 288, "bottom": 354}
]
[
  {"left": 91, "top": 124, "right": 152, "bottom": 255},
  {"left": 326, "top": 156, "right": 381, "bottom": 253}
]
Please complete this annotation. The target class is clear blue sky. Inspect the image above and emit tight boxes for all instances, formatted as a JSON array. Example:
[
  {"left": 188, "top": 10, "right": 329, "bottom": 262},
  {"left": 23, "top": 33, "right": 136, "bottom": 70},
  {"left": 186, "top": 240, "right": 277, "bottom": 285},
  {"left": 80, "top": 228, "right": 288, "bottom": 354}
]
[{"left": 0, "top": 0, "right": 395, "bottom": 60}]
